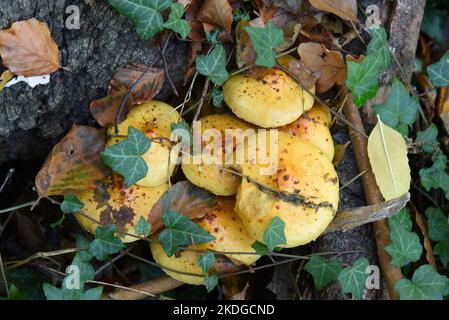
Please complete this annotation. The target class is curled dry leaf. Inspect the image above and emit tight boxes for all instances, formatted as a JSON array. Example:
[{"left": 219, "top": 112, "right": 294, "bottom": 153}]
[
  {"left": 35, "top": 125, "right": 110, "bottom": 197},
  {"left": 410, "top": 204, "right": 437, "bottom": 267},
  {"left": 148, "top": 181, "right": 217, "bottom": 233},
  {"left": 298, "top": 42, "right": 347, "bottom": 93},
  {"left": 90, "top": 64, "right": 165, "bottom": 127},
  {"left": 308, "top": 0, "right": 358, "bottom": 22},
  {"left": 0, "top": 18, "right": 61, "bottom": 77},
  {"left": 325, "top": 193, "right": 411, "bottom": 234},
  {"left": 196, "top": 0, "right": 233, "bottom": 35}
]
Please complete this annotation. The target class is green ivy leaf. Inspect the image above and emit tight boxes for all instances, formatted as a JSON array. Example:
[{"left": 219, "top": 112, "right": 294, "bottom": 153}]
[
  {"left": 108, "top": 0, "right": 172, "bottom": 40},
  {"left": 251, "top": 241, "right": 282, "bottom": 255},
  {"left": 211, "top": 86, "right": 224, "bottom": 107},
  {"left": 158, "top": 210, "right": 215, "bottom": 256},
  {"left": 60, "top": 194, "right": 84, "bottom": 214},
  {"left": 385, "top": 208, "right": 422, "bottom": 267},
  {"left": 416, "top": 124, "right": 439, "bottom": 154},
  {"left": 395, "top": 264, "right": 449, "bottom": 300},
  {"left": 425, "top": 207, "right": 449, "bottom": 242},
  {"left": 304, "top": 256, "right": 342, "bottom": 290},
  {"left": 419, "top": 152, "right": 449, "bottom": 200},
  {"left": 89, "top": 225, "right": 125, "bottom": 261},
  {"left": 338, "top": 257, "right": 369, "bottom": 300},
  {"left": 162, "top": 3, "right": 191, "bottom": 39},
  {"left": 263, "top": 217, "right": 286, "bottom": 252},
  {"left": 197, "top": 251, "right": 216, "bottom": 274},
  {"left": 243, "top": 21, "right": 283, "bottom": 68},
  {"left": 203, "top": 275, "right": 218, "bottom": 293},
  {"left": 101, "top": 126, "right": 151, "bottom": 187},
  {"left": 366, "top": 28, "right": 390, "bottom": 71},
  {"left": 134, "top": 217, "right": 151, "bottom": 237},
  {"left": 434, "top": 241, "right": 449, "bottom": 267},
  {"left": 346, "top": 28, "right": 390, "bottom": 107},
  {"left": 421, "top": 6, "right": 447, "bottom": 46},
  {"left": 195, "top": 44, "right": 229, "bottom": 85},
  {"left": 428, "top": 50, "right": 449, "bottom": 87},
  {"left": 372, "top": 78, "right": 419, "bottom": 135},
  {"left": 76, "top": 236, "right": 93, "bottom": 262}
]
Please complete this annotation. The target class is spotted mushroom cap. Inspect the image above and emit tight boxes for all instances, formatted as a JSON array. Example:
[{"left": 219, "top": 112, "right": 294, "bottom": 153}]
[
  {"left": 223, "top": 68, "right": 314, "bottom": 128},
  {"left": 75, "top": 175, "right": 168, "bottom": 243},
  {"left": 280, "top": 103, "right": 334, "bottom": 160},
  {"left": 234, "top": 131, "right": 339, "bottom": 247},
  {"left": 182, "top": 114, "right": 254, "bottom": 196}
]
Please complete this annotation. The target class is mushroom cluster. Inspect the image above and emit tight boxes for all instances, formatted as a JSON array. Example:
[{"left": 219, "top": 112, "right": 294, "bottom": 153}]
[{"left": 75, "top": 58, "right": 339, "bottom": 287}]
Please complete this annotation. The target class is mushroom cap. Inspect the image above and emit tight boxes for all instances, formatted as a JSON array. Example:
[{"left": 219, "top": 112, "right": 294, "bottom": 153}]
[
  {"left": 150, "top": 197, "right": 260, "bottom": 285},
  {"left": 106, "top": 100, "right": 181, "bottom": 187},
  {"left": 223, "top": 69, "right": 312, "bottom": 128},
  {"left": 305, "top": 102, "right": 332, "bottom": 127},
  {"left": 76, "top": 175, "right": 168, "bottom": 243},
  {"left": 280, "top": 104, "right": 334, "bottom": 160},
  {"left": 182, "top": 114, "right": 254, "bottom": 195},
  {"left": 234, "top": 131, "right": 339, "bottom": 247}
]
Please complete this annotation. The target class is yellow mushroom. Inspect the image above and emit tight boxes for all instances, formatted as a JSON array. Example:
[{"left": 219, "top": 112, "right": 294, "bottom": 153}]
[
  {"left": 280, "top": 102, "right": 334, "bottom": 160},
  {"left": 76, "top": 175, "right": 168, "bottom": 243},
  {"left": 150, "top": 197, "right": 260, "bottom": 285},
  {"left": 106, "top": 100, "right": 181, "bottom": 187},
  {"left": 182, "top": 114, "right": 254, "bottom": 195},
  {"left": 222, "top": 67, "right": 314, "bottom": 128},
  {"left": 234, "top": 131, "right": 339, "bottom": 248}
]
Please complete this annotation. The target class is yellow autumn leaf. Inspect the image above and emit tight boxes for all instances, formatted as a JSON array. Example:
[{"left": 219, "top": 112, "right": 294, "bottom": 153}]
[
  {"left": 367, "top": 117, "right": 411, "bottom": 201},
  {"left": 0, "top": 70, "right": 13, "bottom": 91}
]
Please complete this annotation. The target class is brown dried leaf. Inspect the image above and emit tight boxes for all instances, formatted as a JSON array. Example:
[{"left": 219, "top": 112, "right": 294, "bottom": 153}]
[
  {"left": 308, "top": 0, "right": 358, "bottom": 22},
  {"left": 148, "top": 181, "right": 217, "bottom": 233},
  {"left": 0, "top": 18, "right": 61, "bottom": 77},
  {"left": 437, "top": 87, "right": 449, "bottom": 133},
  {"left": 196, "top": 0, "right": 233, "bottom": 35},
  {"left": 90, "top": 64, "right": 165, "bottom": 127},
  {"left": 298, "top": 42, "right": 346, "bottom": 93},
  {"left": 411, "top": 205, "right": 437, "bottom": 268},
  {"left": 236, "top": 20, "right": 256, "bottom": 68},
  {"left": 285, "top": 58, "right": 318, "bottom": 89},
  {"left": 184, "top": 41, "right": 202, "bottom": 84},
  {"left": 35, "top": 125, "right": 110, "bottom": 197}
]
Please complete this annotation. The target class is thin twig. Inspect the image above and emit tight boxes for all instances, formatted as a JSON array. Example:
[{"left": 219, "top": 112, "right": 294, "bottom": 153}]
[
  {"left": 5, "top": 248, "right": 79, "bottom": 269},
  {"left": 0, "top": 253, "right": 9, "bottom": 297},
  {"left": 159, "top": 33, "right": 178, "bottom": 96},
  {"left": 340, "top": 170, "right": 367, "bottom": 190},
  {"left": 0, "top": 168, "right": 14, "bottom": 194}
]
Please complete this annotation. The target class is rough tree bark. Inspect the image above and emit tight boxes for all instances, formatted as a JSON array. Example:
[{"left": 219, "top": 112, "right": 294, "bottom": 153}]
[{"left": 0, "top": 0, "right": 188, "bottom": 163}]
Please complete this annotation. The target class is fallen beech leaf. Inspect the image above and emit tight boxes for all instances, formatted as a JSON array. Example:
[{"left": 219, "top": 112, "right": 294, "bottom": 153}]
[
  {"left": 35, "top": 125, "right": 110, "bottom": 197},
  {"left": 277, "top": 22, "right": 302, "bottom": 51},
  {"left": 148, "top": 181, "right": 216, "bottom": 233},
  {"left": 0, "top": 18, "right": 61, "bottom": 77},
  {"left": 184, "top": 41, "right": 202, "bottom": 84},
  {"left": 367, "top": 118, "right": 411, "bottom": 201},
  {"left": 0, "top": 70, "right": 13, "bottom": 91},
  {"left": 196, "top": 0, "right": 233, "bottom": 35},
  {"left": 298, "top": 42, "right": 347, "bottom": 93},
  {"left": 411, "top": 204, "right": 437, "bottom": 267},
  {"left": 236, "top": 20, "right": 256, "bottom": 68},
  {"left": 308, "top": 0, "right": 358, "bottom": 22},
  {"left": 325, "top": 193, "right": 410, "bottom": 233},
  {"left": 90, "top": 64, "right": 165, "bottom": 127},
  {"left": 285, "top": 58, "right": 318, "bottom": 90}
]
